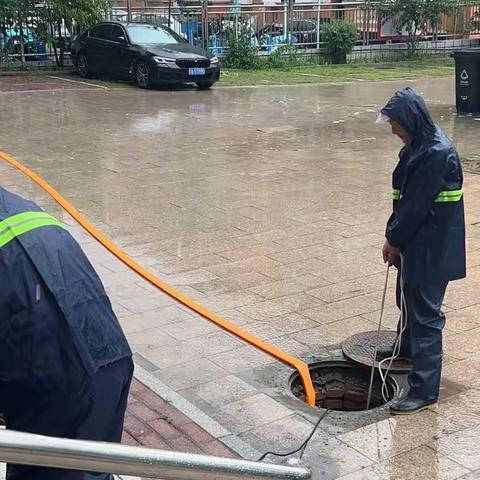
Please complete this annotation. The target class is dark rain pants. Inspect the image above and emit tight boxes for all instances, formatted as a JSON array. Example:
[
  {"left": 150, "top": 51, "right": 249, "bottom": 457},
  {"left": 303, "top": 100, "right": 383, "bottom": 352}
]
[
  {"left": 6, "top": 357, "right": 133, "bottom": 480},
  {"left": 395, "top": 272, "right": 448, "bottom": 402}
]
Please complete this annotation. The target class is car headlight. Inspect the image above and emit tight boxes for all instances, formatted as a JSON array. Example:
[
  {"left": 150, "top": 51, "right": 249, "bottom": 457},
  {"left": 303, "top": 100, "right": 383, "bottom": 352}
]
[
  {"left": 209, "top": 56, "right": 219, "bottom": 64},
  {"left": 153, "top": 56, "right": 176, "bottom": 66}
]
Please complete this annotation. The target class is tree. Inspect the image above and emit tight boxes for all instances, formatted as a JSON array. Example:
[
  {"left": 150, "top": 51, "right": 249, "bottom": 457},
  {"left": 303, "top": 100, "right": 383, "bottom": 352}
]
[
  {"left": 423, "top": 0, "right": 456, "bottom": 40},
  {"left": 0, "top": 0, "right": 37, "bottom": 66},
  {"left": 470, "top": 8, "right": 480, "bottom": 32},
  {"left": 39, "top": 0, "right": 109, "bottom": 67},
  {"left": 366, "top": 0, "right": 458, "bottom": 57}
]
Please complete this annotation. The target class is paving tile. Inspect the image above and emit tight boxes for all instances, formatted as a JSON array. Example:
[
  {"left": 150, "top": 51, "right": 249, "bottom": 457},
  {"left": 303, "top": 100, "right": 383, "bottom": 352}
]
[
  {"left": 294, "top": 316, "right": 377, "bottom": 348},
  {"left": 437, "top": 389, "right": 480, "bottom": 429},
  {"left": 237, "top": 293, "right": 323, "bottom": 320},
  {"left": 217, "top": 308, "right": 256, "bottom": 326},
  {"left": 160, "top": 317, "right": 220, "bottom": 341},
  {"left": 168, "top": 435, "right": 204, "bottom": 454},
  {"left": 432, "top": 425, "right": 480, "bottom": 471},
  {"left": 140, "top": 342, "right": 206, "bottom": 370},
  {"left": 274, "top": 230, "right": 346, "bottom": 249},
  {"left": 301, "top": 292, "right": 395, "bottom": 325},
  {"left": 185, "top": 375, "right": 258, "bottom": 407},
  {"left": 213, "top": 394, "right": 292, "bottom": 435},
  {"left": 181, "top": 331, "right": 246, "bottom": 356},
  {"left": 444, "top": 304, "right": 480, "bottom": 334},
  {"left": 301, "top": 432, "right": 374, "bottom": 479},
  {"left": 308, "top": 273, "right": 389, "bottom": 303},
  {"left": 218, "top": 244, "right": 286, "bottom": 261},
  {"left": 154, "top": 358, "right": 229, "bottom": 390},
  {"left": 266, "top": 244, "right": 338, "bottom": 265},
  {"left": 210, "top": 345, "right": 277, "bottom": 373},
  {"left": 198, "top": 290, "right": 263, "bottom": 311},
  {"left": 204, "top": 256, "right": 282, "bottom": 278},
  {"left": 442, "top": 358, "right": 480, "bottom": 388},
  {"left": 161, "top": 269, "right": 220, "bottom": 286},
  {"left": 201, "top": 440, "right": 239, "bottom": 458},
  {"left": 193, "top": 272, "right": 271, "bottom": 296},
  {"left": 239, "top": 414, "right": 315, "bottom": 451},
  {"left": 128, "top": 402, "right": 163, "bottom": 422},
  {"left": 337, "top": 411, "right": 475, "bottom": 463},
  {"left": 444, "top": 277, "right": 480, "bottom": 310},
  {"left": 336, "top": 445, "right": 469, "bottom": 480},
  {"left": 268, "top": 336, "right": 309, "bottom": 356},
  {"left": 248, "top": 275, "right": 331, "bottom": 299},
  {"left": 126, "top": 328, "right": 179, "bottom": 355},
  {"left": 118, "top": 295, "right": 175, "bottom": 314},
  {"left": 323, "top": 233, "right": 386, "bottom": 252},
  {"left": 262, "top": 258, "right": 331, "bottom": 281},
  {"left": 360, "top": 306, "right": 400, "bottom": 330}
]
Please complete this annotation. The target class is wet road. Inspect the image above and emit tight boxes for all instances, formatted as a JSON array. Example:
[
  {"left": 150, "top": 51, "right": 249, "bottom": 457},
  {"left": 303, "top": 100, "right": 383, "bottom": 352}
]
[{"left": 1, "top": 76, "right": 480, "bottom": 479}]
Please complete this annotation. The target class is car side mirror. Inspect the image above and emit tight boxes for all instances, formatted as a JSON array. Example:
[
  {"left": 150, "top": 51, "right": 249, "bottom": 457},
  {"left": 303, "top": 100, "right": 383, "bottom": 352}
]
[{"left": 118, "top": 35, "right": 126, "bottom": 43}]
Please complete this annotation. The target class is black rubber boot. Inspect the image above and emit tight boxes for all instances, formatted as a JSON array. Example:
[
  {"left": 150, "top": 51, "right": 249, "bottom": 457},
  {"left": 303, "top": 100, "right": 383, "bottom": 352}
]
[
  {"left": 390, "top": 395, "right": 438, "bottom": 415},
  {"left": 376, "top": 344, "right": 411, "bottom": 360}
]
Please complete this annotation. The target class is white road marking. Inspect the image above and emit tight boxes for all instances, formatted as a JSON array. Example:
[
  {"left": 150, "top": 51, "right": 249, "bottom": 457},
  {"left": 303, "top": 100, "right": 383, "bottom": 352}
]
[{"left": 47, "top": 75, "right": 109, "bottom": 90}]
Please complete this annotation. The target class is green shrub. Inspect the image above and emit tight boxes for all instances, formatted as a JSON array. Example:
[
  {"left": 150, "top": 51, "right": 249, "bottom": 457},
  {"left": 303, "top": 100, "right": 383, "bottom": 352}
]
[
  {"left": 322, "top": 20, "right": 357, "bottom": 64},
  {"left": 224, "top": 25, "right": 259, "bottom": 69},
  {"left": 266, "top": 44, "right": 300, "bottom": 68}
]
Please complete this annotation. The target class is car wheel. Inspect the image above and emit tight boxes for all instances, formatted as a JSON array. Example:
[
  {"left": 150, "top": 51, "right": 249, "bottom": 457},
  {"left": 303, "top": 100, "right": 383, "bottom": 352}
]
[
  {"left": 196, "top": 81, "right": 214, "bottom": 90},
  {"left": 77, "top": 53, "right": 90, "bottom": 78},
  {"left": 136, "top": 62, "right": 152, "bottom": 89}
]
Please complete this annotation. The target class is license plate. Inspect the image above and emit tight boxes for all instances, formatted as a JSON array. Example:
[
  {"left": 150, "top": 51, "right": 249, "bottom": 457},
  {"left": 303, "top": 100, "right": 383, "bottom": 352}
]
[{"left": 189, "top": 67, "right": 205, "bottom": 76}]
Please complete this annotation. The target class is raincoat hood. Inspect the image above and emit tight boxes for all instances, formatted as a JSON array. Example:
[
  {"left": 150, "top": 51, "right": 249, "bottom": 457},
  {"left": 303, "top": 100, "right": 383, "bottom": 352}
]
[{"left": 381, "top": 87, "right": 436, "bottom": 142}]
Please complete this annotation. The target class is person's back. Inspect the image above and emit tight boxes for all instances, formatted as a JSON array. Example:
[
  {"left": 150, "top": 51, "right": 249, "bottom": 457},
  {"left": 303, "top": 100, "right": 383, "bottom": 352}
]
[{"left": 0, "top": 186, "right": 133, "bottom": 480}]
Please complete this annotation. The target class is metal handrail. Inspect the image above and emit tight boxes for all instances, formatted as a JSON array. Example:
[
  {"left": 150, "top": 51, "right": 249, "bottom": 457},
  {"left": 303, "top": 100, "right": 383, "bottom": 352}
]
[{"left": 0, "top": 429, "right": 311, "bottom": 479}]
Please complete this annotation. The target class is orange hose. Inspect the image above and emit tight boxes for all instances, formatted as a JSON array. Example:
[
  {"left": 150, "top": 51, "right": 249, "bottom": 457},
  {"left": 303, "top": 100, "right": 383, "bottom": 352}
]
[{"left": 0, "top": 149, "right": 316, "bottom": 406}]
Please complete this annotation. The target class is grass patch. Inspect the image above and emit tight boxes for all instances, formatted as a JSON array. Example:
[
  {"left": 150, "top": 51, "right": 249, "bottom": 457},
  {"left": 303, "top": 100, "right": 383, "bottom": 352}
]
[{"left": 218, "top": 57, "right": 454, "bottom": 87}]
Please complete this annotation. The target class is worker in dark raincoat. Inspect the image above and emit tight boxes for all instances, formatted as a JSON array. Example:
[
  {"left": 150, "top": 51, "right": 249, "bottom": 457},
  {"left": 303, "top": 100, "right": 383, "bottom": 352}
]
[
  {"left": 376, "top": 87, "right": 466, "bottom": 415},
  {"left": 0, "top": 186, "right": 133, "bottom": 479}
]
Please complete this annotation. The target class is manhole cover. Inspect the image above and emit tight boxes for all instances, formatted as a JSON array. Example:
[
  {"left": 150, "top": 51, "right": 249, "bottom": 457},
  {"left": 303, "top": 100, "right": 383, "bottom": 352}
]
[
  {"left": 342, "top": 331, "right": 412, "bottom": 374},
  {"left": 290, "top": 360, "right": 397, "bottom": 411}
]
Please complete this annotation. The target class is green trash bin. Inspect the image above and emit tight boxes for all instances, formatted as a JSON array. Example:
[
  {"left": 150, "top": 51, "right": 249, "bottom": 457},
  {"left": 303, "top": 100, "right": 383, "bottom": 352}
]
[{"left": 453, "top": 48, "right": 480, "bottom": 113}]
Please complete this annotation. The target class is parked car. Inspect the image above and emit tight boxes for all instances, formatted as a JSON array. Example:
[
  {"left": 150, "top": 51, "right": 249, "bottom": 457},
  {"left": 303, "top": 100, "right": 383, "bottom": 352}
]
[
  {"left": 71, "top": 22, "right": 220, "bottom": 89},
  {"left": 258, "top": 20, "right": 321, "bottom": 48},
  {"left": 3, "top": 28, "right": 45, "bottom": 61}
]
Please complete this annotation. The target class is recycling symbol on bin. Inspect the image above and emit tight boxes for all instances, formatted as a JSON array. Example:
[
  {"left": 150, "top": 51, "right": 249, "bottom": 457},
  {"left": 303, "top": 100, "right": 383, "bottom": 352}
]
[{"left": 460, "top": 69, "right": 469, "bottom": 81}]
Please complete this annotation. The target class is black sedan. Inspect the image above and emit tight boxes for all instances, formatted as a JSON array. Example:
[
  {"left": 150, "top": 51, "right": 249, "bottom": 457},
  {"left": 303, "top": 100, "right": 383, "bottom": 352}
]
[{"left": 71, "top": 22, "right": 220, "bottom": 89}]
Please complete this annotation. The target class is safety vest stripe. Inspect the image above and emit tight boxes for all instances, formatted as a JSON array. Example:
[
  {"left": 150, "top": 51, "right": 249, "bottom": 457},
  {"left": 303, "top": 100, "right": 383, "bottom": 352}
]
[
  {"left": 0, "top": 211, "right": 56, "bottom": 237},
  {"left": 0, "top": 214, "right": 66, "bottom": 248},
  {"left": 392, "top": 189, "right": 463, "bottom": 202}
]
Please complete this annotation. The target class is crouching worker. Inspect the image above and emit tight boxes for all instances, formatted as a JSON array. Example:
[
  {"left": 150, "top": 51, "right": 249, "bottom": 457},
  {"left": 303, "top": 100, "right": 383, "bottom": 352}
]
[{"left": 0, "top": 186, "right": 133, "bottom": 479}]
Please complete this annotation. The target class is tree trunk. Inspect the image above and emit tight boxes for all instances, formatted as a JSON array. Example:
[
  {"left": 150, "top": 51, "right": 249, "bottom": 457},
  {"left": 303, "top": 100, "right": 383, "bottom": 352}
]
[
  {"left": 57, "top": 23, "right": 64, "bottom": 68},
  {"left": 0, "top": 25, "right": 5, "bottom": 66},
  {"left": 332, "top": 51, "right": 347, "bottom": 64},
  {"left": 19, "top": 23, "right": 26, "bottom": 67},
  {"left": 50, "top": 23, "right": 60, "bottom": 67}
]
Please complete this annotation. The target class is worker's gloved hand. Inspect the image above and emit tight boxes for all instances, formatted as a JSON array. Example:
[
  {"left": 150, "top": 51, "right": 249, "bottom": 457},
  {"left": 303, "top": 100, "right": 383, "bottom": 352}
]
[{"left": 382, "top": 240, "right": 399, "bottom": 266}]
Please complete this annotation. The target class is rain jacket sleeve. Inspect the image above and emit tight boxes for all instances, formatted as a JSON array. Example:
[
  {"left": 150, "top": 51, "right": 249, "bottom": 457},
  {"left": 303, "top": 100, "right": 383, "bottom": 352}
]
[{"left": 386, "top": 149, "right": 450, "bottom": 249}]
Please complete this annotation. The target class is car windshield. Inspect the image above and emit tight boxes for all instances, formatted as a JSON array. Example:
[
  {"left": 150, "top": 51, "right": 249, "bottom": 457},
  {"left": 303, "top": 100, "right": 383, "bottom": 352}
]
[{"left": 127, "top": 25, "right": 182, "bottom": 44}]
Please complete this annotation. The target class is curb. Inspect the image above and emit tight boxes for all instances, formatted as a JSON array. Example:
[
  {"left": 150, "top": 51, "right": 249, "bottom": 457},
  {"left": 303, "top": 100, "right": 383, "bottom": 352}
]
[{"left": 133, "top": 363, "right": 261, "bottom": 460}]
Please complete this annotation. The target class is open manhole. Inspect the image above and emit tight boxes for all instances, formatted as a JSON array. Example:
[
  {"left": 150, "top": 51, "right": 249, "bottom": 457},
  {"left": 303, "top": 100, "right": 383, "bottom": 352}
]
[{"left": 290, "top": 361, "right": 397, "bottom": 411}]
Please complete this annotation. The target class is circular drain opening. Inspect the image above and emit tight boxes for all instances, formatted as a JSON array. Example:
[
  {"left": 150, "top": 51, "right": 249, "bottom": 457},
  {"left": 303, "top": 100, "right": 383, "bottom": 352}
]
[{"left": 290, "top": 361, "right": 397, "bottom": 411}]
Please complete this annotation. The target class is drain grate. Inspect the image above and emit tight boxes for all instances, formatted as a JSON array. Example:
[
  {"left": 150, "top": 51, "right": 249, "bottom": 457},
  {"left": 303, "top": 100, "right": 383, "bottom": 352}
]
[{"left": 290, "top": 360, "right": 396, "bottom": 411}]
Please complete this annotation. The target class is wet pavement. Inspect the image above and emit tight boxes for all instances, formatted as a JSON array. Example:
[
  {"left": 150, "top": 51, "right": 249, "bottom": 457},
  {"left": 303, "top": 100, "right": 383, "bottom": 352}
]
[
  {"left": 0, "top": 74, "right": 105, "bottom": 93},
  {"left": 1, "top": 75, "right": 480, "bottom": 479}
]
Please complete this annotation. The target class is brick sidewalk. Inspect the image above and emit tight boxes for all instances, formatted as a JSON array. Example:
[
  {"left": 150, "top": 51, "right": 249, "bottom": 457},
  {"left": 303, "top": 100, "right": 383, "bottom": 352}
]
[{"left": 122, "top": 378, "right": 237, "bottom": 459}]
